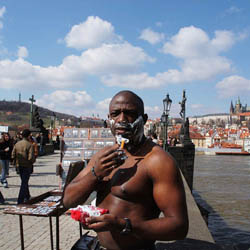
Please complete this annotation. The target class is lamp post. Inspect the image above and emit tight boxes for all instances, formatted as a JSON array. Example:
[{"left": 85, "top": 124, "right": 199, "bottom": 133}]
[
  {"left": 161, "top": 93, "right": 172, "bottom": 151},
  {"left": 50, "top": 113, "right": 56, "bottom": 143}
]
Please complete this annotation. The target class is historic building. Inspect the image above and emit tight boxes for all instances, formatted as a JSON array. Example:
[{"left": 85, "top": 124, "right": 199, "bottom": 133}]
[
  {"left": 230, "top": 97, "right": 250, "bottom": 124},
  {"left": 230, "top": 97, "right": 250, "bottom": 114}
]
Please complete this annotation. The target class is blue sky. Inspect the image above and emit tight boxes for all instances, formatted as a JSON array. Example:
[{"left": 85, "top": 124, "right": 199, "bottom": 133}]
[{"left": 0, "top": 0, "right": 250, "bottom": 119}]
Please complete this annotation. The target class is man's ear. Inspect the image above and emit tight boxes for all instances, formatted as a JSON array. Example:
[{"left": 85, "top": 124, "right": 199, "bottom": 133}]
[{"left": 143, "top": 114, "right": 148, "bottom": 124}]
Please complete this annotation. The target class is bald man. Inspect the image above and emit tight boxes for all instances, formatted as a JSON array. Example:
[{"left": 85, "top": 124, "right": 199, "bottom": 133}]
[{"left": 63, "top": 90, "right": 188, "bottom": 250}]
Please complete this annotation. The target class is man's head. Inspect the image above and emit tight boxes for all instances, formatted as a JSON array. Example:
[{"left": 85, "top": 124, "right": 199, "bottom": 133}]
[
  {"left": 158, "top": 139, "right": 163, "bottom": 147},
  {"left": 108, "top": 90, "right": 148, "bottom": 147},
  {"left": 22, "top": 129, "right": 31, "bottom": 139}
]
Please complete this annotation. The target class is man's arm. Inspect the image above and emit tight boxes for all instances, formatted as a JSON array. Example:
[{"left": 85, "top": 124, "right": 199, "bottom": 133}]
[
  {"left": 28, "top": 144, "right": 36, "bottom": 164},
  {"left": 63, "top": 144, "right": 120, "bottom": 209},
  {"left": 132, "top": 150, "right": 189, "bottom": 240}
]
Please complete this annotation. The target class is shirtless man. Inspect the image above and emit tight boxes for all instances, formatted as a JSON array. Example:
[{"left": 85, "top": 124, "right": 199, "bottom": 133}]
[{"left": 63, "top": 90, "right": 188, "bottom": 250}]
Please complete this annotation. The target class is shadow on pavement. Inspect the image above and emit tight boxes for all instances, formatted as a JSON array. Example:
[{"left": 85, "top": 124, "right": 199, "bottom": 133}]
[{"left": 31, "top": 172, "right": 55, "bottom": 176}]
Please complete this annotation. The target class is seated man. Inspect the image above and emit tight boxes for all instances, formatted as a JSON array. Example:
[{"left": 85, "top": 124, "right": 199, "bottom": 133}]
[{"left": 63, "top": 90, "right": 188, "bottom": 250}]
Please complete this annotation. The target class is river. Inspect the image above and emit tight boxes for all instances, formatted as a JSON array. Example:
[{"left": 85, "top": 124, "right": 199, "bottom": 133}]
[{"left": 193, "top": 154, "right": 250, "bottom": 245}]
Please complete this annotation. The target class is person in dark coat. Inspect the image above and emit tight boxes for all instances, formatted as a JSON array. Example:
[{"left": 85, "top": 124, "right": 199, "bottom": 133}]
[
  {"left": 0, "top": 133, "right": 13, "bottom": 188},
  {"left": 12, "top": 129, "right": 35, "bottom": 204}
]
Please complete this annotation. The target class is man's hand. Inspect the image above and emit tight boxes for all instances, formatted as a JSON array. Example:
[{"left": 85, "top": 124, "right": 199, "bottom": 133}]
[
  {"left": 4, "top": 147, "right": 9, "bottom": 152},
  {"left": 84, "top": 214, "right": 123, "bottom": 232},
  {"left": 92, "top": 144, "right": 120, "bottom": 179}
]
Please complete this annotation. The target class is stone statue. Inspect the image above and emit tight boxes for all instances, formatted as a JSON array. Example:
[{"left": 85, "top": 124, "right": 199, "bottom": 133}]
[
  {"left": 184, "top": 117, "right": 190, "bottom": 139},
  {"left": 33, "top": 107, "right": 44, "bottom": 129},
  {"left": 32, "top": 107, "right": 49, "bottom": 144},
  {"left": 179, "top": 90, "right": 186, "bottom": 119},
  {"left": 180, "top": 118, "right": 192, "bottom": 145}
]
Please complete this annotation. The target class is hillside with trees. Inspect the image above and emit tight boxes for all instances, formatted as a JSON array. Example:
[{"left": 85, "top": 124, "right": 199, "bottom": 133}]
[{"left": 0, "top": 100, "right": 79, "bottom": 128}]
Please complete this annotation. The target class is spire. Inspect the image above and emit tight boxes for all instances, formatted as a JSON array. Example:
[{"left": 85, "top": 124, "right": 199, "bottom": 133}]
[
  {"left": 230, "top": 100, "right": 234, "bottom": 113},
  {"left": 237, "top": 96, "right": 241, "bottom": 105}
]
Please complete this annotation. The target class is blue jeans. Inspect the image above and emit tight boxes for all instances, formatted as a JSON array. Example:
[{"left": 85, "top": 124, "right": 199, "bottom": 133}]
[
  {"left": 39, "top": 145, "right": 45, "bottom": 156},
  {"left": 17, "top": 166, "right": 32, "bottom": 204},
  {"left": 0, "top": 160, "right": 9, "bottom": 183}
]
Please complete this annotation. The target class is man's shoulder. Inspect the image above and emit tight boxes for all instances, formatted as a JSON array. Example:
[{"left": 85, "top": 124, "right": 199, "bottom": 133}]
[
  {"left": 144, "top": 143, "right": 176, "bottom": 172},
  {"left": 16, "top": 139, "right": 31, "bottom": 147}
]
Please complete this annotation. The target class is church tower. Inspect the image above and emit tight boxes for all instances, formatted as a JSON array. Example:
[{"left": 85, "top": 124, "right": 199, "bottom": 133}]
[
  {"left": 230, "top": 100, "right": 234, "bottom": 114},
  {"left": 235, "top": 96, "right": 242, "bottom": 114}
]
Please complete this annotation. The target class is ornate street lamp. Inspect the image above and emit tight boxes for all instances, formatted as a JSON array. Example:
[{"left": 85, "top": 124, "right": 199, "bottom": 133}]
[{"left": 161, "top": 93, "right": 172, "bottom": 151}]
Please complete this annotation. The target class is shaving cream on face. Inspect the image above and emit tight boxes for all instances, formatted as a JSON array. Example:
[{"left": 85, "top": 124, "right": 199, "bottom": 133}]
[
  {"left": 129, "top": 116, "right": 145, "bottom": 146},
  {"left": 109, "top": 115, "right": 145, "bottom": 148}
]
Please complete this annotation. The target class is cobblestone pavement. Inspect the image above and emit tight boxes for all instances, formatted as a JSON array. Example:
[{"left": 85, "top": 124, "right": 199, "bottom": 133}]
[{"left": 0, "top": 151, "right": 93, "bottom": 250}]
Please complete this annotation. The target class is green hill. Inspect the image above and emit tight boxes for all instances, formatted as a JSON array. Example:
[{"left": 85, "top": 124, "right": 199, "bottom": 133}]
[{"left": 0, "top": 100, "right": 78, "bottom": 128}]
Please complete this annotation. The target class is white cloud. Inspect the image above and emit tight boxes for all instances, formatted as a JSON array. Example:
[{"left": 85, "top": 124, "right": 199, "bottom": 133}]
[
  {"left": 17, "top": 46, "right": 28, "bottom": 58},
  {"left": 36, "top": 90, "right": 94, "bottom": 116},
  {"left": 101, "top": 55, "right": 231, "bottom": 89},
  {"left": 0, "top": 20, "right": 241, "bottom": 92},
  {"left": 216, "top": 75, "right": 250, "bottom": 98},
  {"left": 0, "top": 14, "right": 155, "bottom": 90},
  {"left": 0, "top": 6, "right": 6, "bottom": 30},
  {"left": 101, "top": 72, "right": 164, "bottom": 89},
  {"left": 145, "top": 105, "right": 161, "bottom": 119},
  {"left": 139, "top": 28, "right": 165, "bottom": 44},
  {"left": 101, "top": 26, "right": 237, "bottom": 90},
  {"left": 96, "top": 98, "right": 112, "bottom": 118},
  {"left": 65, "top": 16, "right": 121, "bottom": 50},
  {"left": 161, "top": 26, "right": 234, "bottom": 81},
  {"left": 190, "top": 104, "right": 204, "bottom": 109},
  {"left": 225, "top": 6, "right": 241, "bottom": 15},
  {"left": 75, "top": 43, "right": 155, "bottom": 75},
  {"left": 163, "top": 26, "right": 235, "bottom": 58},
  {"left": 211, "top": 30, "right": 235, "bottom": 52},
  {"left": 37, "top": 93, "right": 115, "bottom": 119},
  {"left": 0, "top": 42, "right": 154, "bottom": 90},
  {"left": 0, "top": 6, "right": 6, "bottom": 18}
]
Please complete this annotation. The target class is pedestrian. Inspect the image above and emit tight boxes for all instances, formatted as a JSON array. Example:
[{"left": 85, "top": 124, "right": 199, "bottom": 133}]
[
  {"left": 0, "top": 132, "right": 13, "bottom": 188},
  {"left": 35, "top": 133, "right": 41, "bottom": 144},
  {"left": 150, "top": 133, "right": 158, "bottom": 144},
  {"left": 12, "top": 129, "right": 35, "bottom": 204},
  {"left": 39, "top": 133, "right": 45, "bottom": 156},
  {"left": 63, "top": 90, "right": 188, "bottom": 250},
  {"left": 158, "top": 139, "right": 163, "bottom": 147},
  {"left": 173, "top": 137, "right": 178, "bottom": 146}
]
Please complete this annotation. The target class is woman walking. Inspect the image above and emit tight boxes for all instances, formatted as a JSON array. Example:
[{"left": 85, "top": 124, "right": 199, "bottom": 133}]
[{"left": 0, "top": 132, "right": 13, "bottom": 188}]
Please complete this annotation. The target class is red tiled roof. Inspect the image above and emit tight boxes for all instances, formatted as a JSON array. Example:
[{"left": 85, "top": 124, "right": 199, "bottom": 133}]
[
  {"left": 190, "top": 131, "right": 205, "bottom": 139},
  {"left": 239, "top": 112, "right": 250, "bottom": 116}
]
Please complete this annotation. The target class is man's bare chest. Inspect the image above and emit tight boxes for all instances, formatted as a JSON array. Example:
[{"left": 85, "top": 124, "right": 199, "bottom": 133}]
[{"left": 99, "top": 157, "right": 152, "bottom": 202}]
